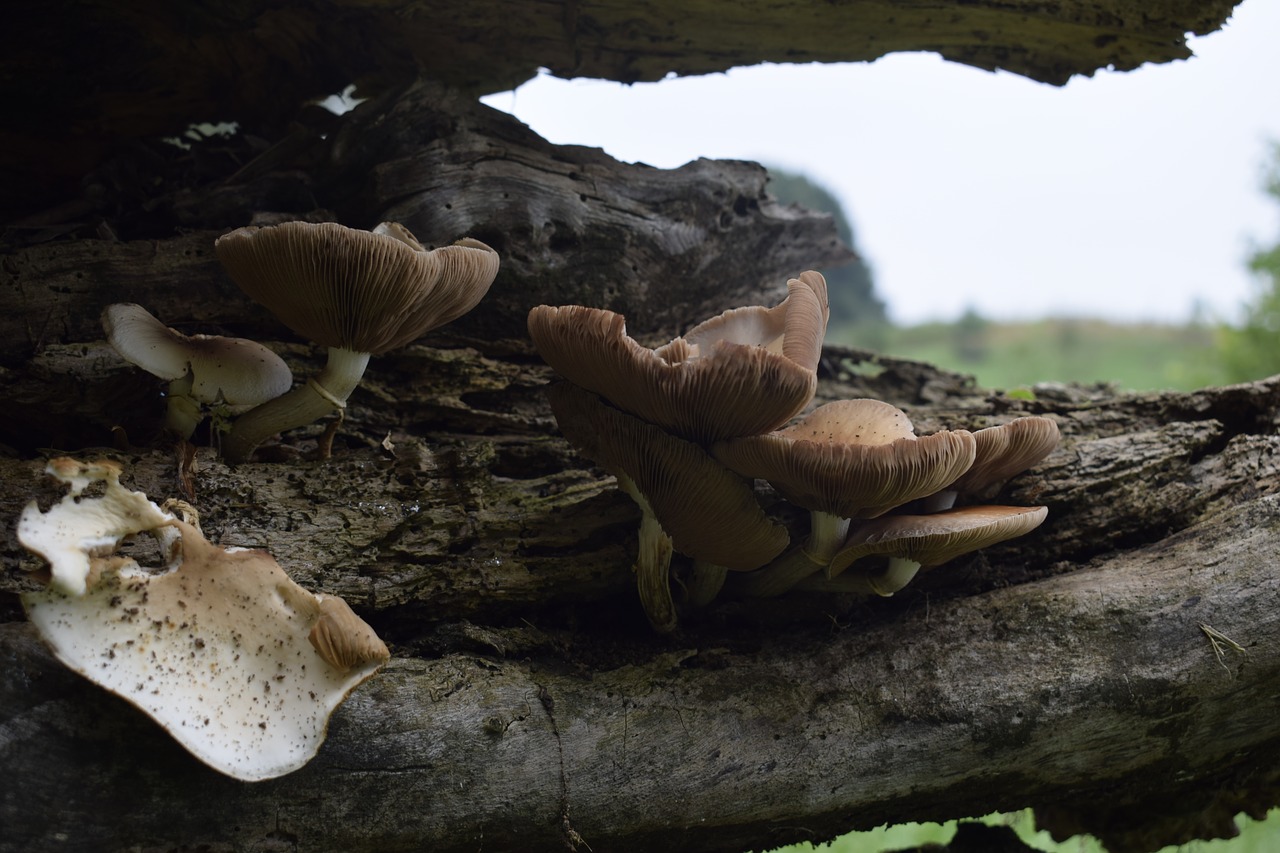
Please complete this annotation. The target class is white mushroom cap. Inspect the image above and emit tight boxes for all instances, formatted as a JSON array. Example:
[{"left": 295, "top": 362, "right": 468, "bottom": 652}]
[
  {"left": 102, "top": 303, "right": 293, "bottom": 409},
  {"left": 18, "top": 457, "right": 390, "bottom": 781},
  {"left": 682, "top": 270, "right": 830, "bottom": 359}
]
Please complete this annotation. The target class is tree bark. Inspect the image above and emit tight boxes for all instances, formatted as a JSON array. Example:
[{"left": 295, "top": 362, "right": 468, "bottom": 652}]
[
  {"left": 3, "top": 67, "right": 1279, "bottom": 853},
  {"left": 4, "top": 345, "right": 1280, "bottom": 853}
]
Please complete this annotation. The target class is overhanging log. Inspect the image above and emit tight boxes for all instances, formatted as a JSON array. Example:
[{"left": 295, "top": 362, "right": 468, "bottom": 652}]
[{"left": 0, "top": 0, "right": 1244, "bottom": 220}]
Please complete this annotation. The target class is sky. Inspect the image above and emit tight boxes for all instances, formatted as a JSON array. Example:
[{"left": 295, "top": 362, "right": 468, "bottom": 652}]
[{"left": 481, "top": 0, "right": 1280, "bottom": 326}]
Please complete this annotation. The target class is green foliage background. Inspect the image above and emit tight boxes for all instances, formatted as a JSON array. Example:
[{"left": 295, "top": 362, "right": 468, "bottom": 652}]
[
  {"left": 769, "top": 143, "right": 1280, "bottom": 393},
  {"left": 760, "top": 808, "right": 1280, "bottom": 853},
  {"left": 1217, "top": 142, "right": 1280, "bottom": 384}
]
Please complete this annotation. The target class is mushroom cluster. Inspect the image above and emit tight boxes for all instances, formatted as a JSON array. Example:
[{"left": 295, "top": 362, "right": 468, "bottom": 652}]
[
  {"left": 529, "top": 273, "right": 829, "bottom": 630},
  {"left": 529, "top": 276, "right": 1059, "bottom": 629},
  {"left": 718, "top": 406, "right": 1059, "bottom": 598},
  {"left": 16, "top": 457, "right": 390, "bottom": 781},
  {"left": 102, "top": 220, "right": 500, "bottom": 463}
]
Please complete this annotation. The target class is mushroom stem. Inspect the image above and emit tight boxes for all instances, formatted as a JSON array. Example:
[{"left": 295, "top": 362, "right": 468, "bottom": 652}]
[
  {"left": 808, "top": 510, "right": 851, "bottom": 563},
  {"left": 921, "top": 490, "right": 959, "bottom": 513},
  {"left": 788, "top": 556, "right": 923, "bottom": 597},
  {"left": 634, "top": 510, "right": 678, "bottom": 633},
  {"left": 724, "top": 509, "right": 849, "bottom": 598},
  {"left": 867, "top": 556, "right": 922, "bottom": 596},
  {"left": 163, "top": 375, "right": 203, "bottom": 438},
  {"left": 790, "top": 570, "right": 885, "bottom": 595},
  {"left": 223, "top": 346, "right": 371, "bottom": 463},
  {"left": 681, "top": 560, "right": 729, "bottom": 608},
  {"left": 726, "top": 544, "right": 825, "bottom": 598}
]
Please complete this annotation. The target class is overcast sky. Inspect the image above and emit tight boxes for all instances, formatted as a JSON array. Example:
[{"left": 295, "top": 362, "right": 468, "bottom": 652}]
[{"left": 482, "top": 0, "right": 1280, "bottom": 326}]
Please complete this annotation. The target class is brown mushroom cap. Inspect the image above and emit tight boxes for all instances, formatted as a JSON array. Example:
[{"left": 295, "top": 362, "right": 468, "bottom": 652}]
[
  {"left": 214, "top": 221, "right": 499, "bottom": 355},
  {"left": 547, "top": 382, "right": 788, "bottom": 571},
  {"left": 528, "top": 273, "right": 826, "bottom": 443},
  {"left": 682, "top": 270, "right": 829, "bottom": 362},
  {"left": 827, "top": 505, "right": 1049, "bottom": 578},
  {"left": 947, "top": 416, "right": 1061, "bottom": 496},
  {"left": 712, "top": 399, "right": 977, "bottom": 519},
  {"left": 308, "top": 596, "right": 392, "bottom": 674}
]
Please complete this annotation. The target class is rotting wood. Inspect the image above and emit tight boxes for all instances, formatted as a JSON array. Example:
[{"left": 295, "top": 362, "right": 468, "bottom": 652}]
[
  {"left": 0, "top": 80, "right": 854, "bottom": 355},
  {"left": 2, "top": 459, "right": 1278, "bottom": 852},
  {"left": 3, "top": 342, "right": 1280, "bottom": 852}
]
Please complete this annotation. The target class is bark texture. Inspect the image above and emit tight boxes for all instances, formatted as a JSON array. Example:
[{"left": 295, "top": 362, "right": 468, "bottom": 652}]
[{"left": 2, "top": 369, "right": 1280, "bottom": 853}]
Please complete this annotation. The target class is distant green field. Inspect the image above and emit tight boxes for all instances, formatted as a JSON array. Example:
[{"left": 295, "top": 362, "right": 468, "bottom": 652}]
[
  {"left": 759, "top": 808, "right": 1280, "bottom": 853},
  {"left": 832, "top": 318, "right": 1234, "bottom": 393}
]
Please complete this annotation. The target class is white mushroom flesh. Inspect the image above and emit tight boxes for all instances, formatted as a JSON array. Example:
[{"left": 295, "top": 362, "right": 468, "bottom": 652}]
[
  {"left": 19, "top": 458, "right": 388, "bottom": 781},
  {"left": 16, "top": 458, "right": 173, "bottom": 596}
]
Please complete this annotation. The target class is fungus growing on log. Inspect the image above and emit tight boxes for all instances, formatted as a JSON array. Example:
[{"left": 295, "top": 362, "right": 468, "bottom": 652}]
[
  {"left": 528, "top": 272, "right": 828, "bottom": 443},
  {"left": 924, "top": 415, "right": 1061, "bottom": 511},
  {"left": 102, "top": 303, "right": 292, "bottom": 439},
  {"left": 214, "top": 221, "right": 500, "bottom": 462},
  {"left": 16, "top": 457, "right": 390, "bottom": 781},
  {"left": 714, "top": 399, "right": 976, "bottom": 596},
  {"left": 16, "top": 457, "right": 173, "bottom": 596},
  {"left": 827, "top": 504, "right": 1049, "bottom": 595},
  {"left": 547, "top": 382, "right": 788, "bottom": 631}
]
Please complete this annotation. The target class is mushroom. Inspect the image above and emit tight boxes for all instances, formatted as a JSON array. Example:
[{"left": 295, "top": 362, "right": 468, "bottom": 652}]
[
  {"left": 16, "top": 457, "right": 173, "bottom": 596},
  {"left": 527, "top": 272, "right": 827, "bottom": 444},
  {"left": 825, "top": 505, "right": 1049, "bottom": 595},
  {"left": 547, "top": 382, "right": 789, "bottom": 631},
  {"left": 102, "top": 303, "right": 293, "bottom": 439},
  {"left": 713, "top": 399, "right": 977, "bottom": 595},
  {"left": 923, "top": 416, "right": 1061, "bottom": 511},
  {"left": 17, "top": 457, "right": 390, "bottom": 781},
  {"left": 682, "top": 269, "right": 830, "bottom": 356},
  {"left": 214, "top": 220, "right": 500, "bottom": 462}
]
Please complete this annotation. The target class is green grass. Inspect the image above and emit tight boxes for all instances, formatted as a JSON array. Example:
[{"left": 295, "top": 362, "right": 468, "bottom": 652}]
[
  {"left": 832, "top": 318, "right": 1233, "bottom": 393},
  {"left": 761, "top": 808, "right": 1280, "bottom": 853}
]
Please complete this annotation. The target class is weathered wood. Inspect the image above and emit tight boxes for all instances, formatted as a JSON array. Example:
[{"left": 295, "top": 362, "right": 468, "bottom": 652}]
[
  {"left": 0, "top": 80, "right": 853, "bottom": 359},
  {"left": 3, "top": 330, "right": 1280, "bottom": 852},
  {"left": 3, "top": 445, "right": 1278, "bottom": 852}
]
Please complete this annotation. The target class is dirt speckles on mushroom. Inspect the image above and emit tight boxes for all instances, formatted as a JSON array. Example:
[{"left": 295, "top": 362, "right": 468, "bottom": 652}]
[{"left": 17, "top": 457, "right": 390, "bottom": 781}]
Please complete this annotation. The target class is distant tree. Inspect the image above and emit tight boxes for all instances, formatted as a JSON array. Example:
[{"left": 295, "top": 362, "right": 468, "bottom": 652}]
[
  {"left": 765, "top": 168, "right": 887, "bottom": 337},
  {"left": 1219, "top": 143, "right": 1280, "bottom": 382},
  {"left": 952, "top": 304, "right": 990, "bottom": 363}
]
